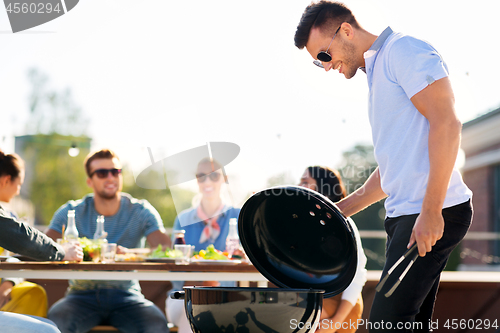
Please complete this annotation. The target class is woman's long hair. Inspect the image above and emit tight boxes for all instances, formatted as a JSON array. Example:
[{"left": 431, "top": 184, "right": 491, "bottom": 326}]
[
  {"left": 307, "top": 166, "right": 346, "bottom": 203},
  {"left": 0, "top": 150, "right": 24, "bottom": 179}
]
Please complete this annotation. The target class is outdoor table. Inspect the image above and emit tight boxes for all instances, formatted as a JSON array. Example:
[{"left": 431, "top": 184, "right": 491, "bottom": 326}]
[{"left": 0, "top": 261, "right": 269, "bottom": 286}]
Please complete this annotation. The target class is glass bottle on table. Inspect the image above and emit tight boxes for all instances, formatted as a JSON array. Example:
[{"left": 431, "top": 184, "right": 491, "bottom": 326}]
[
  {"left": 172, "top": 230, "right": 186, "bottom": 247},
  {"left": 93, "top": 215, "right": 108, "bottom": 262},
  {"left": 225, "top": 218, "right": 240, "bottom": 259},
  {"left": 93, "top": 215, "right": 108, "bottom": 242},
  {"left": 64, "top": 210, "right": 79, "bottom": 244}
]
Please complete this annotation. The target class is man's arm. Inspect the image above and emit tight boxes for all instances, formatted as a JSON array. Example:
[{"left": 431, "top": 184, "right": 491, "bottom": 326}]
[
  {"left": 141, "top": 200, "right": 172, "bottom": 250},
  {"left": 336, "top": 167, "right": 387, "bottom": 217},
  {"left": 409, "top": 76, "right": 461, "bottom": 256},
  {"left": 46, "top": 228, "right": 61, "bottom": 241},
  {"left": 46, "top": 206, "right": 67, "bottom": 242},
  {"left": 146, "top": 230, "right": 172, "bottom": 249}
]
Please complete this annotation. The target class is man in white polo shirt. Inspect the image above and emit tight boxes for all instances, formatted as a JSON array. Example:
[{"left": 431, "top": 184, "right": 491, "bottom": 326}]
[
  {"left": 295, "top": 1, "right": 472, "bottom": 332},
  {"left": 46, "top": 149, "right": 171, "bottom": 333}
]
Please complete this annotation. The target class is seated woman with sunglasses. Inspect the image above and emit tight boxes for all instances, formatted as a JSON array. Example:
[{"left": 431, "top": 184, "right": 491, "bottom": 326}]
[
  {"left": 166, "top": 157, "right": 240, "bottom": 333},
  {"left": 299, "top": 166, "right": 367, "bottom": 333}
]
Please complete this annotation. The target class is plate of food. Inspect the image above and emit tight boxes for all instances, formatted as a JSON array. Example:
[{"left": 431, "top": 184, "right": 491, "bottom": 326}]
[
  {"left": 189, "top": 244, "right": 243, "bottom": 264},
  {"left": 146, "top": 245, "right": 183, "bottom": 262},
  {"left": 190, "top": 258, "right": 242, "bottom": 265},
  {"left": 114, "top": 253, "right": 146, "bottom": 262}
]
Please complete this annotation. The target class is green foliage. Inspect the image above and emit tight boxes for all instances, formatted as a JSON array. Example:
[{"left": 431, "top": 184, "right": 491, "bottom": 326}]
[
  {"left": 26, "top": 68, "right": 89, "bottom": 136},
  {"left": 24, "top": 134, "right": 90, "bottom": 225},
  {"left": 337, "top": 143, "right": 387, "bottom": 270},
  {"left": 18, "top": 68, "right": 92, "bottom": 225}
]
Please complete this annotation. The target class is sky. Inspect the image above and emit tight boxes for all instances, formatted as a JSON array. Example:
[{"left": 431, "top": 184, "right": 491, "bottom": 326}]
[{"left": 1, "top": 0, "right": 500, "bottom": 206}]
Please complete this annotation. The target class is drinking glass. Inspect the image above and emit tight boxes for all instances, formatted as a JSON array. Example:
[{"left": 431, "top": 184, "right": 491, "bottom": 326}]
[
  {"left": 101, "top": 243, "right": 117, "bottom": 263},
  {"left": 174, "top": 244, "right": 191, "bottom": 265}
]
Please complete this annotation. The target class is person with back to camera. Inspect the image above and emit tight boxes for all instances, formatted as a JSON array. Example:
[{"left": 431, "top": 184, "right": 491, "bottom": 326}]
[
  {"left": 0, "top": 150, "right": 83, "bottom": 333},
  {"left": 299, "top": 166, "right": 367, "bottom": 333},
  {"left": 166, "top": 157, "right": 240, "bottom": 333},
  {"left": 46, "top": 149, "right": 171, "bottom": 333},
  {"left": 295, "top": 2, "right": 472, "bottom": 331}
]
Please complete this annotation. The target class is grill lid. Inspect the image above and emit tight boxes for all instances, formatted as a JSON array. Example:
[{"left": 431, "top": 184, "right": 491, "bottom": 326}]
[{"left": 238, "top": 186, "right": 358, "bottom": 297}]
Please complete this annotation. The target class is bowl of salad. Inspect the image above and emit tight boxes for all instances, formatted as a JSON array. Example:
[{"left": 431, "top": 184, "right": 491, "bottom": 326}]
[{"left": 78, "top": 237, "right": 102, "bottom": 262}]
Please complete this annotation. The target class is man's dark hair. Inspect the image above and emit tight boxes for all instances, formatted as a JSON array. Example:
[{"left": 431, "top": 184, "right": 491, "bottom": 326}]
[
  {"left": 84, "top": 149, "right": 119, "bottom": 177},
  {"left": 294, "top": 1, "right": 359, "bottom": 49}
]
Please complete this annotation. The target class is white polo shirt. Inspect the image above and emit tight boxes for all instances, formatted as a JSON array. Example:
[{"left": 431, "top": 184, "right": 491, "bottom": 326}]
[{"left": 364, "top": 27, "right": 472, "bottom": 218}]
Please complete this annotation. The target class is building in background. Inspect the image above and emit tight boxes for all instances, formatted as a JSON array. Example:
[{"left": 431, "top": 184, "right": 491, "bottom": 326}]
[{"left": 461, "top": 107, "right": 500, "bottom": 270}]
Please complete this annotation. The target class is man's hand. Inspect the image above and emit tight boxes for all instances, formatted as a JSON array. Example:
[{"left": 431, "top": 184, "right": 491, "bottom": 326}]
[
  {"left": 116, "top": 245, "right": 128, "bottom": 254},
  {"left": 408, "top": 210, "right": 444, "bottom": 257},
  {"left": 62, "top": 242, "right": 84, "bottom": 262},
  {"left": 0, "top": 281, "right": 13, "bottom": 308},
  {"left": 146, "top": 230, "right": 172, "bottom": 250}
]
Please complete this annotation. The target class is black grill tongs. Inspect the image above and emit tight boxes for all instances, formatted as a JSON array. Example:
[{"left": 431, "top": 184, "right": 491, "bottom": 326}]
[{"left": 375, "top": 243, "right": 419, "bottom": 298}]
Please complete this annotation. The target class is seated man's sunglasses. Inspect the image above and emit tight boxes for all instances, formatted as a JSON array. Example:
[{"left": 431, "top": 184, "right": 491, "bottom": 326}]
[
  {"left": 196, "top": 172, "right": 221, "bottom": 183},
  {"left": 90, "top": 168, "right": 122, "bottom": 179}
]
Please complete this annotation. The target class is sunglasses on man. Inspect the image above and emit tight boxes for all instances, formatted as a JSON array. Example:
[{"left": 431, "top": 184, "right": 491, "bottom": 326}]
[
  {"left": 313, "top": 25, "right": 342, "bottom": 69},
  {"left": 196, "top": 172, "right": 221, "bottom": 183},
  {"left": 90, "top": 168, "right": 122, "bottom": 179}
]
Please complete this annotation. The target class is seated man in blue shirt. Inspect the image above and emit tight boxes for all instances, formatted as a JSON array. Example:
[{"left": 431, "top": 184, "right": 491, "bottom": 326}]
[{"left": 46, "top": 149, "right": 171, "bottom": 333}]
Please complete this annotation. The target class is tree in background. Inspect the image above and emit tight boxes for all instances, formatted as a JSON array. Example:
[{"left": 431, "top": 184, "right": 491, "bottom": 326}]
[
  {"left": 15, "top": 68, "right": 91, "bottom": 225},
  {"left": 26, "top": 68, "right": 89, "bottom": 136},
  {"left": 337, "top": 144, "right": 387, "bottom": 270},
  {"left": 21, "top": 134, "right": 91, "bottom": 225}
]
